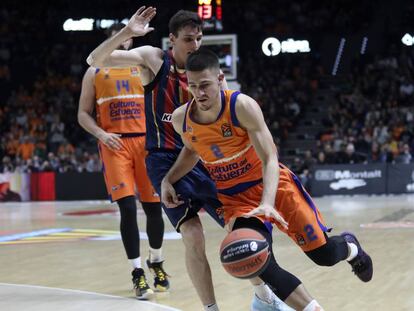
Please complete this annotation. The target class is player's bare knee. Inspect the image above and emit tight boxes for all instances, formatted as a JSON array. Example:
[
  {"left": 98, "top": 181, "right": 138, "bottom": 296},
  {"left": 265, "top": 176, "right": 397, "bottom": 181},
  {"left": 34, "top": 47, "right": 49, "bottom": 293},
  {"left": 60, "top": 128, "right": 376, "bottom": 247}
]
[{"left": 180, "top": 217, "right": 206, "bottom": 251}]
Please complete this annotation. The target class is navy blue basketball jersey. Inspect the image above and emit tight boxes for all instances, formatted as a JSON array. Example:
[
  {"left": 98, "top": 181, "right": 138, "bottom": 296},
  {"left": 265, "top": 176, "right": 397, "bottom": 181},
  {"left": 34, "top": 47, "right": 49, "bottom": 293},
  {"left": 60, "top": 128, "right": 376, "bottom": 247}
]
[{"left": 144, "top": 50, "right": 192, "bottom": 151}]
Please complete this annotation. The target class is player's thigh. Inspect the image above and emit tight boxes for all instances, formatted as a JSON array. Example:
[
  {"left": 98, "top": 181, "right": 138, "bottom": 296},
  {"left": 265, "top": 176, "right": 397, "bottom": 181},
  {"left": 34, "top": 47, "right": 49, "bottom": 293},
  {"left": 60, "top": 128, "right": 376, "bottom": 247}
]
[
  {"left": 99, "top": 143, "right": 135, "bottom": 201},
  {"left": 132, "top": 138, "right": 159, "bottom": 203},
  {"left": 277, "top": 186, "right": 327, "bottom": 252}
]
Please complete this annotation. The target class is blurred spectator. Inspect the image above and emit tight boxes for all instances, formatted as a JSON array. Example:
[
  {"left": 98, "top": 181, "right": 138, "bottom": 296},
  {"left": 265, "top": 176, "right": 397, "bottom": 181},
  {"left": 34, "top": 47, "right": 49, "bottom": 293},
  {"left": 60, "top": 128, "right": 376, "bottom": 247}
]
[
  {"left": 49, "top": 115, "right": 66, "bottom": 153},
  {"left": 1, "top": 156, "right": 14, "bottom": 173},
  {"left": 57, "top": 139, "right": 75, "bottom": 158},
  {"left": 395, "top": 144, "right": 412, "bottom": 164},
  {"left": 316, "top": 151, "right": 326, "bottom": 164},
  {"left": 16, "top": 136, "right": 35, "bottom": 160}
]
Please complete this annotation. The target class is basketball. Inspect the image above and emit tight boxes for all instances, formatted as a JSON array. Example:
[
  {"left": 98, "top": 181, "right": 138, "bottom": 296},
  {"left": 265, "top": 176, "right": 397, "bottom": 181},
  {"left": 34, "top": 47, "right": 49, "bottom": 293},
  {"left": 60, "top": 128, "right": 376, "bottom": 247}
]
[{"left": 219, "top": 228, "right": 270, "bottom": 279}]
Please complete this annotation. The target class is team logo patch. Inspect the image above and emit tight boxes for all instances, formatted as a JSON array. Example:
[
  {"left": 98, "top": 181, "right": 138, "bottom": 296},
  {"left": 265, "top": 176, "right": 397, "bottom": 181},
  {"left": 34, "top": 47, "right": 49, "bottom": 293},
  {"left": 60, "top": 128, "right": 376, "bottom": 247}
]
[
  {"left": 221, "top": 123, "right": 232, "bottom": 137},
  {"left": 130, "top": 67, "right": 139, "bottom": 76},
  {"left": 104, "top": 68, "right": 110, "bottom": 79},
  {"left": 111, "top": 182, "right": 125, "bottom": 191},
  {"left": 295, "top": 233, "right": 306, "bottom": 246}
]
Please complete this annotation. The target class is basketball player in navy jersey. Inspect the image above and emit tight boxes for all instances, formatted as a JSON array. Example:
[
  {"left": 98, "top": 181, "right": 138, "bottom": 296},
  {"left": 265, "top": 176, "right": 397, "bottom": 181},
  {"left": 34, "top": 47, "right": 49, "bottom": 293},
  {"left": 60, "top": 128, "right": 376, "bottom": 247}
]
[{"left": 87, "top": 6, "right": 291, "bottom": 311}]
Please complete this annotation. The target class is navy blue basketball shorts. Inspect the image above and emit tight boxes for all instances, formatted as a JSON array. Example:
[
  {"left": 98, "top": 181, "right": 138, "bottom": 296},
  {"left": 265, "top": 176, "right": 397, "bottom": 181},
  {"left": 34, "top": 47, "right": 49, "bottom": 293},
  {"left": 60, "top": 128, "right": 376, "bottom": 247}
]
[{"left": 146, "top": 151, "right": 225, "bottom": 232}]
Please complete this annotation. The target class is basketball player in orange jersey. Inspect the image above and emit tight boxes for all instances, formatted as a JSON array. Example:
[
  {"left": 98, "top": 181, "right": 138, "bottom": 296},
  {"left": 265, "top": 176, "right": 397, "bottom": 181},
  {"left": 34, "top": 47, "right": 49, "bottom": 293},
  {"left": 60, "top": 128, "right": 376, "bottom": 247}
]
[
  {"left": 78, "top": 23, "right": 169, "bottom": 300},
  {"left": 161, "top": 49, "right": 374, "bottom": 311},
  {"left": 86, "top": 7, "right": 287, "bottom": 311}
]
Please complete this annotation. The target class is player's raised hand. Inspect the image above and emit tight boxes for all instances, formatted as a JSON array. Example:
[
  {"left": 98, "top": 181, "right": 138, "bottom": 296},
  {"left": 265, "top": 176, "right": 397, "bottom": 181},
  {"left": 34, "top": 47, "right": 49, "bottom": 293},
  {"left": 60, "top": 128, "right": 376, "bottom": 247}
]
[
  {"left": 126, "top": 6, "right": 156, "bottom": 37},
  {"left": 244, "top": 204, "right": 288, "bottom": 230},
  {"left": 161, "top": 179, "right": 184, "bottom": 208}
]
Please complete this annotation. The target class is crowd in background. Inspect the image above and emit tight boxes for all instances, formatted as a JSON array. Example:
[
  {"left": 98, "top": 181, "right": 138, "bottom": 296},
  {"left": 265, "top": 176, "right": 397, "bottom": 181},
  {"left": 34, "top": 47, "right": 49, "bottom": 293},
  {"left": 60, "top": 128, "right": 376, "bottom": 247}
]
[
  {"left": 0, "top": 1, "right": 412, "bottom": 175},
  {"left": 313, "top": 47, "right": 414, "bottom": 166}
]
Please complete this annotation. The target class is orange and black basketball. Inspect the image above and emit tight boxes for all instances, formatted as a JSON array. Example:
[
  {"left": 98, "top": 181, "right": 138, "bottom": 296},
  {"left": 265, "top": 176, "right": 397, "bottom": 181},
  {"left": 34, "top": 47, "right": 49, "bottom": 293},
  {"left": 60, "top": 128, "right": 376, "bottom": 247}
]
[{"left": 219, "top": 228, "right": 270, "bottom": 279}]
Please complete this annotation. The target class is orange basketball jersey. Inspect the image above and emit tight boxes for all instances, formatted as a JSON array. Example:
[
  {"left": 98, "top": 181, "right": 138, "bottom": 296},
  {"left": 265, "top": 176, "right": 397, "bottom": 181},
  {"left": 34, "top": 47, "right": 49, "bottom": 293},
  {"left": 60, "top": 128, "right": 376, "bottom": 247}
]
[
  {"left": 183, "top": 90, "right": 263, "bottom": 193},
  {"left": 95, "top": 67, "right": 145, "bottom": 133},
  {"left": 183, "top": 90, "right": 329, "bottom": 251}
]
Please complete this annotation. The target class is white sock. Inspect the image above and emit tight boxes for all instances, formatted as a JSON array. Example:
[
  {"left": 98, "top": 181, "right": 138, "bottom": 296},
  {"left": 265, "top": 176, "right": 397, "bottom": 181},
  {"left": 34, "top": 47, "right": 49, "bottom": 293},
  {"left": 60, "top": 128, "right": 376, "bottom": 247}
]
[
  {"left": 303, "top": 299, "right": 324, "bottom": 311},
  {"left": 149, "top": 247, "right": 163, "bottom": 263},
  {"left": 346, "top": 242, "right": 358, "bottom": 261},
  {"left": 130, "top": 257, "right": 141, "bottom": 269},
  {"left": 253, "top": 282, "right": 273, "bottom": 303},
  {"left": 204, "top": 303, "right": 219, "bottom": 311}
]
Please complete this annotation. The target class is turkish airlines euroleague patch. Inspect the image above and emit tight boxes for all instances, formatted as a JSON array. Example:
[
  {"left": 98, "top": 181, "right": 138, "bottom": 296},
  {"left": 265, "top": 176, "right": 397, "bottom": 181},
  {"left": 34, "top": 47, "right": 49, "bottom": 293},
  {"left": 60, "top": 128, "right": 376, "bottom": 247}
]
[{"left": 221, "top": 123, "right": 233, "bottom": 137}]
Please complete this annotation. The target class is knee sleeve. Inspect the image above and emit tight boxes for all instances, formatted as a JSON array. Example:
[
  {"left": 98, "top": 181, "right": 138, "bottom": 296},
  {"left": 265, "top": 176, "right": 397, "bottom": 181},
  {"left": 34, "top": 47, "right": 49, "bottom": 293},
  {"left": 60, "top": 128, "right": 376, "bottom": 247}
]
[
  {"left": 305, "top": 234, "right": 348, "bottom": 266},
  {"left": 259, "top": 256, "right": 302, "bottom": 301},
  {"left": 117, "top": 196, "right": 139, "bottom": 259},
  {"left": 142, "top": 202, "right": 164, "bottom": 249}
]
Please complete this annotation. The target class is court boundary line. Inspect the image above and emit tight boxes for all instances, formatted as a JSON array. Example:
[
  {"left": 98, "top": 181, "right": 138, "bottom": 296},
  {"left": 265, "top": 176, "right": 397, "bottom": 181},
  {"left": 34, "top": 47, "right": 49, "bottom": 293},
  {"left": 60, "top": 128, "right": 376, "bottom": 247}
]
[{"left": 0, "top": 282, "right": 181, "bottom": 311}]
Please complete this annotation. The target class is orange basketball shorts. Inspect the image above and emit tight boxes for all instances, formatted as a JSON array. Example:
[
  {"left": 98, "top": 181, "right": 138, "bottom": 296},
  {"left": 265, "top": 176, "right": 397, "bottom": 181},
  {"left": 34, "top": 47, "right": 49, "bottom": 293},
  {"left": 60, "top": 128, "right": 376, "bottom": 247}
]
[
  {"left": 218, "top": 168, "right": 329, "bottom": 252},
  {"left": 98, "top": 135, "right": 159, "bottom": 203}
]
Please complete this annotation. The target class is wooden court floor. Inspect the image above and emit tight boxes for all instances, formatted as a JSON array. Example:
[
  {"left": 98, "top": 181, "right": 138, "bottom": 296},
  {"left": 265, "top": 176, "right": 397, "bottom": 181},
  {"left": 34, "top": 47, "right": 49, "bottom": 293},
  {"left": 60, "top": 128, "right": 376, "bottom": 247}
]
[{"left": 0, "top": 195, "right": 413, "bottom": 311}]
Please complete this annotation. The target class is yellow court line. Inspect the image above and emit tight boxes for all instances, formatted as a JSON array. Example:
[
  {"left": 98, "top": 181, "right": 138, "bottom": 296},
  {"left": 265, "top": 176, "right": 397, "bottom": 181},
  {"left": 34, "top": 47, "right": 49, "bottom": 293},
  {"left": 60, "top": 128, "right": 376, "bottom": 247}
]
[
  {"left": 72, "top": 229, "right": 119, "bottom": 234},
  {"left": 51, "top": 232, "right": 100, "bottom": 236},
  {"left": 0, "top": 240, "right": 66, "bottom": 245},
  {"left": 24, "top": 236, "right": 79, "bottom": 240}
]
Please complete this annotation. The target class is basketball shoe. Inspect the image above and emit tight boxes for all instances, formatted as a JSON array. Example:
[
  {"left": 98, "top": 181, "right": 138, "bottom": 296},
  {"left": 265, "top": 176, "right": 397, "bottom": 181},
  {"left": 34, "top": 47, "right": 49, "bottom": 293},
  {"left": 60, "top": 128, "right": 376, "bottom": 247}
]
[
  {"left": 251, "top": 291, "right": 294, "bottom": 311},
  {"left": 341, "top": 232, "right": 373, "bottom": 282},
  {"left": 146, "top": 259, "right": 170, "bottom": 292},
  {"left": 132, "top": 268, "right": 154, "bottom": 300}
]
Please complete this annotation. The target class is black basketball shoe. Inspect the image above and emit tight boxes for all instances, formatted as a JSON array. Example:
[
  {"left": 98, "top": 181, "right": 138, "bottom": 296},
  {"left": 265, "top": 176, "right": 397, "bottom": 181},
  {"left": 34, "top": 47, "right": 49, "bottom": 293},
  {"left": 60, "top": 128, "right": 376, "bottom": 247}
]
[
  {"left": 146, "top": 259, "right": 170, "bottom": 292},
  {"left": 341, "top": 232, "right": 373, "bottom": 282},
  {"left": 132, "top": 268, "right": 154, "bottom": 300}
]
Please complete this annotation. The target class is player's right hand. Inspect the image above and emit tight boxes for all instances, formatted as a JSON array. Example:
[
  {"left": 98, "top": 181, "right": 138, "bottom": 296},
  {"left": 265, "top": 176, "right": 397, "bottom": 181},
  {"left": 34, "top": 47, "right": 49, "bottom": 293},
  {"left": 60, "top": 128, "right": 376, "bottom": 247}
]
[
  {"left": 161, "top": 179, "right": 184, "bottom": 208},
  {"left": 244, "top": 204, "right": 289, "bottom": 230},
  {"left": 126, "top": 6, "right": 156, "bottom": 37},
  {"left": 98, "top": 132, "right": 122, "bottom": 151}
]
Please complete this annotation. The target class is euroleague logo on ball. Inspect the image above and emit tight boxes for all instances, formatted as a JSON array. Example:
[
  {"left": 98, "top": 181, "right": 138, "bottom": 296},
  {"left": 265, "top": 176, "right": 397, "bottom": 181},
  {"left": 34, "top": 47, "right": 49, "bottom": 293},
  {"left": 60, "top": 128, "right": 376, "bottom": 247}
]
[
  {"left": 220, "top": 228, "right": 271, "bottom": 279},
  {"left": 249, "top": 241, "right": 258, "bottom": 251}
]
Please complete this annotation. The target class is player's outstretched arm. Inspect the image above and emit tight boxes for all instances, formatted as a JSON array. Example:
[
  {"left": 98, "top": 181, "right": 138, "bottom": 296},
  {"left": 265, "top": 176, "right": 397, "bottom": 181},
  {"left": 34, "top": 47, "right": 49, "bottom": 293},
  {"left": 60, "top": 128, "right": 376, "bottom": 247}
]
[
  {"left": 161, "top": 105, "right": 200, "bottom": 208},
  {"left": 236, "top": 94, "right": 288, "bottom": 228},
  {"left": 86, "top": 6, "right": 161, "bottom": 70}
]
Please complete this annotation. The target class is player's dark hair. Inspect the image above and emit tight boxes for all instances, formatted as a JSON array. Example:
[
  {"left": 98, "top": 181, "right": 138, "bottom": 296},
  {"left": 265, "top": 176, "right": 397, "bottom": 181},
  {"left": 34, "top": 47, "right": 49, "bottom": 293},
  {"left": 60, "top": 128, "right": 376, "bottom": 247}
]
[
  {"left": 186, "top": 48, "right": 220, "bottom": 72},
  {"left": 169, "top": 10, "right": 202, "bottom": 36},
  {"left": 106, "top": 23, "right": 126, "bottom": 37}
]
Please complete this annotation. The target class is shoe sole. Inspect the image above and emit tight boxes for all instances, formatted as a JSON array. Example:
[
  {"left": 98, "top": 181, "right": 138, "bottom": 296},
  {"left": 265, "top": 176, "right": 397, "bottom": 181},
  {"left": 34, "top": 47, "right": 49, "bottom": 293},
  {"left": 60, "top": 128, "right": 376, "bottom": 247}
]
[
  {"left": 361, "top": 253, "right": 373, "bottom": 282},
  {"left": 135, "top": 289, "right": 154, "bottom": 300},
  {"left": 154, "top": 284, "right": 170, "bottom": 292}
]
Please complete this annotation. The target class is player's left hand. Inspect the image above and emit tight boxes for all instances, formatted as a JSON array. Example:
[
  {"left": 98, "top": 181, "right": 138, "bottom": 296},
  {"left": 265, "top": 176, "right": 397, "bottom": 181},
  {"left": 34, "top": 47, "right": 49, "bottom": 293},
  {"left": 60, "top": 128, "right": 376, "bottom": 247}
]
[{"left": 244, "top": 204, "right": 288, "bottom": 229}]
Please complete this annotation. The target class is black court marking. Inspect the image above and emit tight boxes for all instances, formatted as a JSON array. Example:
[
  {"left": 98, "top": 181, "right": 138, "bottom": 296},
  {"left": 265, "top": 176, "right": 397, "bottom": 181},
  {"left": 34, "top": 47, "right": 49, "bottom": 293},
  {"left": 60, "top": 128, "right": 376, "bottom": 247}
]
[{"left": 374, "top": 209, "right": 414, "bottom": 222}]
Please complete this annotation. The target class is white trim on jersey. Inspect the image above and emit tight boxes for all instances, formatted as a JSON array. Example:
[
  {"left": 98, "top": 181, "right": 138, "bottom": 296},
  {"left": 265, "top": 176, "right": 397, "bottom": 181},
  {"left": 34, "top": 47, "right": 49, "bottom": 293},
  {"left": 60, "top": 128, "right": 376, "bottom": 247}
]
[
  {"left": 96, "top": 94, "right": 144, "bottom": 105},
  {"left": 201, "top": 144, "right": 252, "bottom": 165}
]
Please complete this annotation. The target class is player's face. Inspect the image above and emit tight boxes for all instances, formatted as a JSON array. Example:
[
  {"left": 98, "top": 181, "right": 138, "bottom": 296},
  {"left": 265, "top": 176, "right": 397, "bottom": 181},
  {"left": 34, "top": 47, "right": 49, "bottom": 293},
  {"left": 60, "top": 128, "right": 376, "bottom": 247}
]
[
  {"left": 187, "top": 68, "right": 223, "bottom": 111},
  {"left": 170, "top": 26, "right": 202, "bottom": 65}
]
